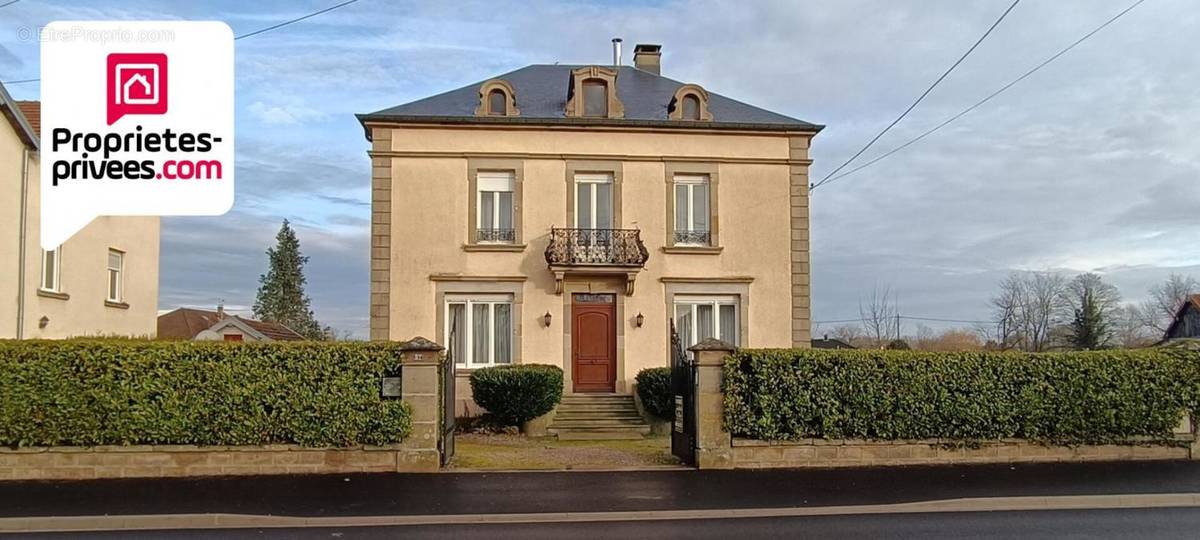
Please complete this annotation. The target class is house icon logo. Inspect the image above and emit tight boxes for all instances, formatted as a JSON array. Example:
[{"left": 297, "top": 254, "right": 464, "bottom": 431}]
[{"left": 106, "top": 53, "right": 168, "bottom": 125}]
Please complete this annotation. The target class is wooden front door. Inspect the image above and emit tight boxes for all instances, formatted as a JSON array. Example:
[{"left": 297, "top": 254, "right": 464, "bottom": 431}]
[{"left": 572, "top": 293, "right": 616, "bottom": 393}]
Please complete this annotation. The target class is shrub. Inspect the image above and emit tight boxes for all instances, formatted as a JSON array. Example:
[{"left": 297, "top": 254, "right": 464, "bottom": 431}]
[
  {"left": 0, "top": 340, "right": 414, "bottom": 448},
  {"left": 469, "top": 364, "right": 563, "bottom": 426},
  {"left": 723, "top": 348, "right": 1200, "bottom": 445},
  {"left": 636, "top": 367, "right": 673, "bottom": 420}
]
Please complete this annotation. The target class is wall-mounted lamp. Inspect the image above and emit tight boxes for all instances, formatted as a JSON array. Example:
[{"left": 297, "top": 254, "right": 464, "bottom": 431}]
[
  {"left": 542, "top": 311, "right": 553, "bottom": 327},
  {"left": 38, "top": 316, "right": 49, "bottom": 329},
  {"left": 635, "top": 312, "right": 644, "bottom": 328}
]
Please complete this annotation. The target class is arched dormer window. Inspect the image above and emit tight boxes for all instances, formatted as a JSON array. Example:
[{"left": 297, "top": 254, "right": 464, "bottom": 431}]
[
  {"left": 669, "top": 84, "right": 712, "bottom": 121},
  {"left": 475, "top": 79, "right": 519, "bottom": 117},
  {"left": 565, "top": 66, "right": 624, "bottom": 119}
]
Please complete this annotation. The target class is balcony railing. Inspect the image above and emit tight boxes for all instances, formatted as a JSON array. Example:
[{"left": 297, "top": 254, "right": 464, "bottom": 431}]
[
  {"left": 477, "top": 228, "right": 516, "bottom": 243},
  {"left": 673, "top": 230, "right": 711, "bottom": 246},
  {"left": 545, "top": 228, "right": 649, "bottom": 267}
]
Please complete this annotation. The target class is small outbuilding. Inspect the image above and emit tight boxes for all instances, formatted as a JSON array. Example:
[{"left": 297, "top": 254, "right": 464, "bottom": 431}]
[{"left": 157, "top": 307, "right": 305, "bottom": 342}]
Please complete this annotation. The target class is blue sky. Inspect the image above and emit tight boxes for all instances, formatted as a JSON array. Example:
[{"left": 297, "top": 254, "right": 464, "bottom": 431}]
[{"left": 3, "top": 0, "right": 1198, "bottom": 338}]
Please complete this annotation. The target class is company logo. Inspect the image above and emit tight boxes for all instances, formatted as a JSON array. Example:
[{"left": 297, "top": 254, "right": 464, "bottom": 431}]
[
  {"left": 41, "top": 21, "right": 234, "bottom": 250},
  {"left": 106, "top": 53, "right": 168, "bottom": 125}
]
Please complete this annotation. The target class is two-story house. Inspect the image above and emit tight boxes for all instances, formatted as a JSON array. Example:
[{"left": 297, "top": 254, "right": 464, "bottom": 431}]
[
  {"left": 358, "top": 43, "right": 820, "bottom": 411},
  {"left": 0, "top": 81, "right": 160, "bottom": 339}
]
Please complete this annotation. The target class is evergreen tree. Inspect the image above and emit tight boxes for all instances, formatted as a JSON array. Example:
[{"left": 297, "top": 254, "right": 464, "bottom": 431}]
[
  {"left": 1069, "top": 290, "right": 1108, "bottom": 350},
  {"left": 253, "top": 220, "right": 325, "bottom": 340}
]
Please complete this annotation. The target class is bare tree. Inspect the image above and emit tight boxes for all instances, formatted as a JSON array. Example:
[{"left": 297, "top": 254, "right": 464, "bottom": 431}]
[
  {"left": 859, "top": 285, "right": 899, "bottom": 348},
  {"left": 830, "top": 324, "right": 866, "bottom": 348},
  {"left": 988, "top": 271, "right": 1069, "bottom": 352},
  {"left": 1112, "top": 305, "right": 1156, "bottom": 348},
  {"left": 1138, "top": 274, "right": 1199, "bottom": 333}
]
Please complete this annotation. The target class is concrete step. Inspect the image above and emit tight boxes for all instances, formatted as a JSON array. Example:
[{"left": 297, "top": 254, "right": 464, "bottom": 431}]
[
  {"left": 556, "top": 407, "right": 640, "bottom": 414},
  {"left": 548, "top": 426, "right": 651, "bottom": 440},
  {"left": 552, "top": 414, "right": 645, "bottom": 422},
  {"left": 549, "top": 419, "right": 650, "bottom": 429}
]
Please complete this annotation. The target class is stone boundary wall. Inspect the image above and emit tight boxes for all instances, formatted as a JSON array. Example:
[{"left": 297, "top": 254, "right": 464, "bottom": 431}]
[
  {"left": 731, "top": 437, "right": 1194, "bottom": 469},
  {"left": 0, "top": 444, "right": 437, "bottom": 481}
]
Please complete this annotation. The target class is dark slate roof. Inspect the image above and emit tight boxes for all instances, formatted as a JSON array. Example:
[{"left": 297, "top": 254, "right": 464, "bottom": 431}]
[{"left": 358, "top": 65, "right": 822, "bottom": 134}]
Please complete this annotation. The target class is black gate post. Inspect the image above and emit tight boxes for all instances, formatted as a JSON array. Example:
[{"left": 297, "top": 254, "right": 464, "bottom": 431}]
[{"left": 439, "top": 325, "right": 458, "bottom": 467}]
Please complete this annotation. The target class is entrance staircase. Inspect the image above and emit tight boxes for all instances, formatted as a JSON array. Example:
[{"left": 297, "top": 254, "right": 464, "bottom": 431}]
[{"left": 548, "top": 394, "right": 651, "bottom": 440}]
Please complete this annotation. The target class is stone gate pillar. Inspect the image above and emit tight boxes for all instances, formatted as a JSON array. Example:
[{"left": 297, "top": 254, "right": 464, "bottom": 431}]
[
  {"left": 398, "top": 337, "right": 444, "bottom": 472},
  {"left": 689, "top": 338, "right": 736, "bottom": 469}
]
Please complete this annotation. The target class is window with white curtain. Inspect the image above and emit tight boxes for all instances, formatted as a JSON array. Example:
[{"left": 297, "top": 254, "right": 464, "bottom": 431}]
[
  {"left": 40, "top": 247, "right": 61, "bottom": 292},
  {"left": 477, "top": 171, "right": 515, "bottom": 243},
  {"left": 446, "top": 295, "right": 513, "bottom": 367},
  {"left": 673, "top": 174, "right": 710, "bottom": 245},
  {"left": 574, "top": 173, "right": 613, "bottom": 230},
  {"left": 674, "top": 295, "right": 739, "bottom": 348}
]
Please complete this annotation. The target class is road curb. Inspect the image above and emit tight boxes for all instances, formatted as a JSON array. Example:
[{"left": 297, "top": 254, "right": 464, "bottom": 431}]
[{"left": 3, "top": 493, "right": 1200, "bottom": 533}]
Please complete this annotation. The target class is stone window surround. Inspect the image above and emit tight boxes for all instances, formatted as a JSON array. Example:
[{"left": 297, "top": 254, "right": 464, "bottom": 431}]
[
  {"left": 465, "top": 158, "right": 525, "bottom": 252},
  {"left": 432, "top": 276, "right": 526, "bottom": 370},
  {"left": 668, "top": 84, "right": 713, "bottom": 122},
  {"left": 565, "top": 66, "right": 625, "bottom": 119},
  {"left": 473, "top": 79, "right": 520, "bottom": 117},
  {"left": 663, "top": 162, "right": 721, "bottom": 254},
  {"left": 565, "top": 160, "right": 623, "bottom": 230},
  {"left": 661, "top": 277, "right": 752, "bottom": 347}
]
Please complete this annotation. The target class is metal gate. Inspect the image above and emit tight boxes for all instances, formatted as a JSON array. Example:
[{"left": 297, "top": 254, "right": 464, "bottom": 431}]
[
  {"left": 670, "top": 319, "right": 697, "bottom": 466},
  {"left": 439, "top": 321, "right": 457, "bottom": 467}
]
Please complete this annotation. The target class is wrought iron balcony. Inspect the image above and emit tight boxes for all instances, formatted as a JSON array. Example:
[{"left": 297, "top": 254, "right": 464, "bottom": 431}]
[
  {"left": 477, "top": 228, "right": 516, "bottom": 243},
  {"left": 544, "top": 228, "right": 649, "bottom": 267}
]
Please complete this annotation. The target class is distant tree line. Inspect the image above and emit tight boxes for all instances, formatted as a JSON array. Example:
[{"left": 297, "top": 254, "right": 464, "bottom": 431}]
[{"left": 820, "top": 273, "right": 1197, "bottom": 352}]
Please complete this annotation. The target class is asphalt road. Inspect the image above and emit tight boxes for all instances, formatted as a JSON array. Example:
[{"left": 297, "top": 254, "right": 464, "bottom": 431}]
[
  {"left": 5, "top": 460, "right": 1200, "bottom": 518},
  {"left": 13, "top": 508, "right": 1200, "bottom": 539}
]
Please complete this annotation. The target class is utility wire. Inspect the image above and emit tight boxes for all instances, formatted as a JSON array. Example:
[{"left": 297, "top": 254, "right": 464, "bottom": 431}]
[
  {"left": 233, "top": 0, "right": 359, "bottom": 41},
  {"left": 812, "top": 0, "right": 1147, "bottom": 191},
  {"left": 814, "top": 0, "right": 1020, "bottom": 186},
  {"left": 0, "top": 0, "right": 361, "bottom": 86},
  {"left": 813, "top": 315, "right": 995, "bottom": 325},
  {"left": 0, "top": 1, "right": 22, "bottom": 9}
]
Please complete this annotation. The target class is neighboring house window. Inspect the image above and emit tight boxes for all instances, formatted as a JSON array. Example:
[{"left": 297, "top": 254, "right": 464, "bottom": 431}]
[
  {"left": 40, "top": 247, "right": 61, "bottom": 292},
  {"left": 106, "top": 249, "right": 124, "bottom": 302},
  {"left": 583, "top": 80, "right": 608, "bottom": 117},
  {"left": 575, "top": 173, "right": 613, "bottom": 230},
  {"left": 477, "top": 171, "right": 515, "bottom": 243},
  {"left": 682, "top": 94, "right": 701, "bottom": 120},
  {"left": 224, "top": 334, "right": 244, "bottom": 342},
  {"left": 673, "top": 174, "right": 710, "bottom": 245},
  {"left": 446, "top": 295, "right": 513, "bottom": 367},
  {"left": 488, "top": 89, "right": 507, "bottom": 116},
  {"left": 674, "top": 295, "right": 739, "bottom": 348}
]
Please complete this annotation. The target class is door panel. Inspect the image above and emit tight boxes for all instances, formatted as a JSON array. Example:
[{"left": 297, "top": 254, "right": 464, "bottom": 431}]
[{"left": 572, "top": 294, "right": 616, "bottom": 393}]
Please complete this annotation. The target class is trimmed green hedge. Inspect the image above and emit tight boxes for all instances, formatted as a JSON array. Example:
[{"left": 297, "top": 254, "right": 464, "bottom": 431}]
[
  {"left": 636, "top": 367, "right": 673, "bottom": 420},
  {"left": 724, "top": 348, "right": 1200, "bottom": 445},
  {"left": 0, "top": 340, "right": 413, "bottom": 448},
  {"left": 469, "top": 364, "right": 563, "bottom": 426}
]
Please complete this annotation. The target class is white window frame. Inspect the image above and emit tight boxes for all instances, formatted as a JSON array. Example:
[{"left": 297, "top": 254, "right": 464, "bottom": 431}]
[
  {"left": 40, "top": 247, "right": 62, "bottom": 292},
  {"left": 445, "top": 294, "right": 514, "bottom": 368},
  {"left": 674, "top": 295, "right": 739, "bottom": 347},
  {"left": 476, "top": 171, "right": 515, "bottom": 243},
  {"left": 106, "top": 249, "right": 124, "bottom": 302},
  {"left": 574, "top": 173, "right": 613, "bottom": 229},
  {"left": 674, "top": 174, "right": 710, "bottom": 245}
]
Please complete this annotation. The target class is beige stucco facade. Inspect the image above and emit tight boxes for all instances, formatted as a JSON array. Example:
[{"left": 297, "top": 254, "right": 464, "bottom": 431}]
[
  {"left": 367, "top": 122, "right": 813, "bottom": 401},
  {"left": 0, "top": 105, "right": 160, "bottom": 339}
]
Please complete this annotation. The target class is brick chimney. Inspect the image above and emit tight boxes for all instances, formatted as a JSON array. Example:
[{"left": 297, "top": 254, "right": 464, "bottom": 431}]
[{"left": 633, "top": 44, "right": 662, "bottom": 75}]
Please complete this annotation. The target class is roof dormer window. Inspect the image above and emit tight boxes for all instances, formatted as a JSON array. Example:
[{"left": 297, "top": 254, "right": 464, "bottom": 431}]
[
  {"left": 565, "top": 66, "right": 624, "bottom": 119},
  {"left": 474, "top": 79, "right": 519, "bottom": 117},
  {"left": 669, "top": 84, "right": 712, "bottom": 122}
]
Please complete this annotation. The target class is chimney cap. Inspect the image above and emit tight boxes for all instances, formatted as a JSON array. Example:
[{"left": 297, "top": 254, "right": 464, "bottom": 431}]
[{"left": 633, "top": 43, "right": 661, "bottom": 53}]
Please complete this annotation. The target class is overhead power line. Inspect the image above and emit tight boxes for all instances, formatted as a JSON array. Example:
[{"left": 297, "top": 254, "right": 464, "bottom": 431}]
[
  {"left": 0, "top": 0, "right": 360, "bottom": 86},
  {"left": 0, "top": 1, "right": 22, "bottom": 9},
  {"left": 813, "top": 315, "right": 995, "bottom": 325},
  {"left": 814, "top": 0, "right": 1021, "bottom": 186},
  {"left": 812, "top": 0, "right": 1147, "bottom": 191}
]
